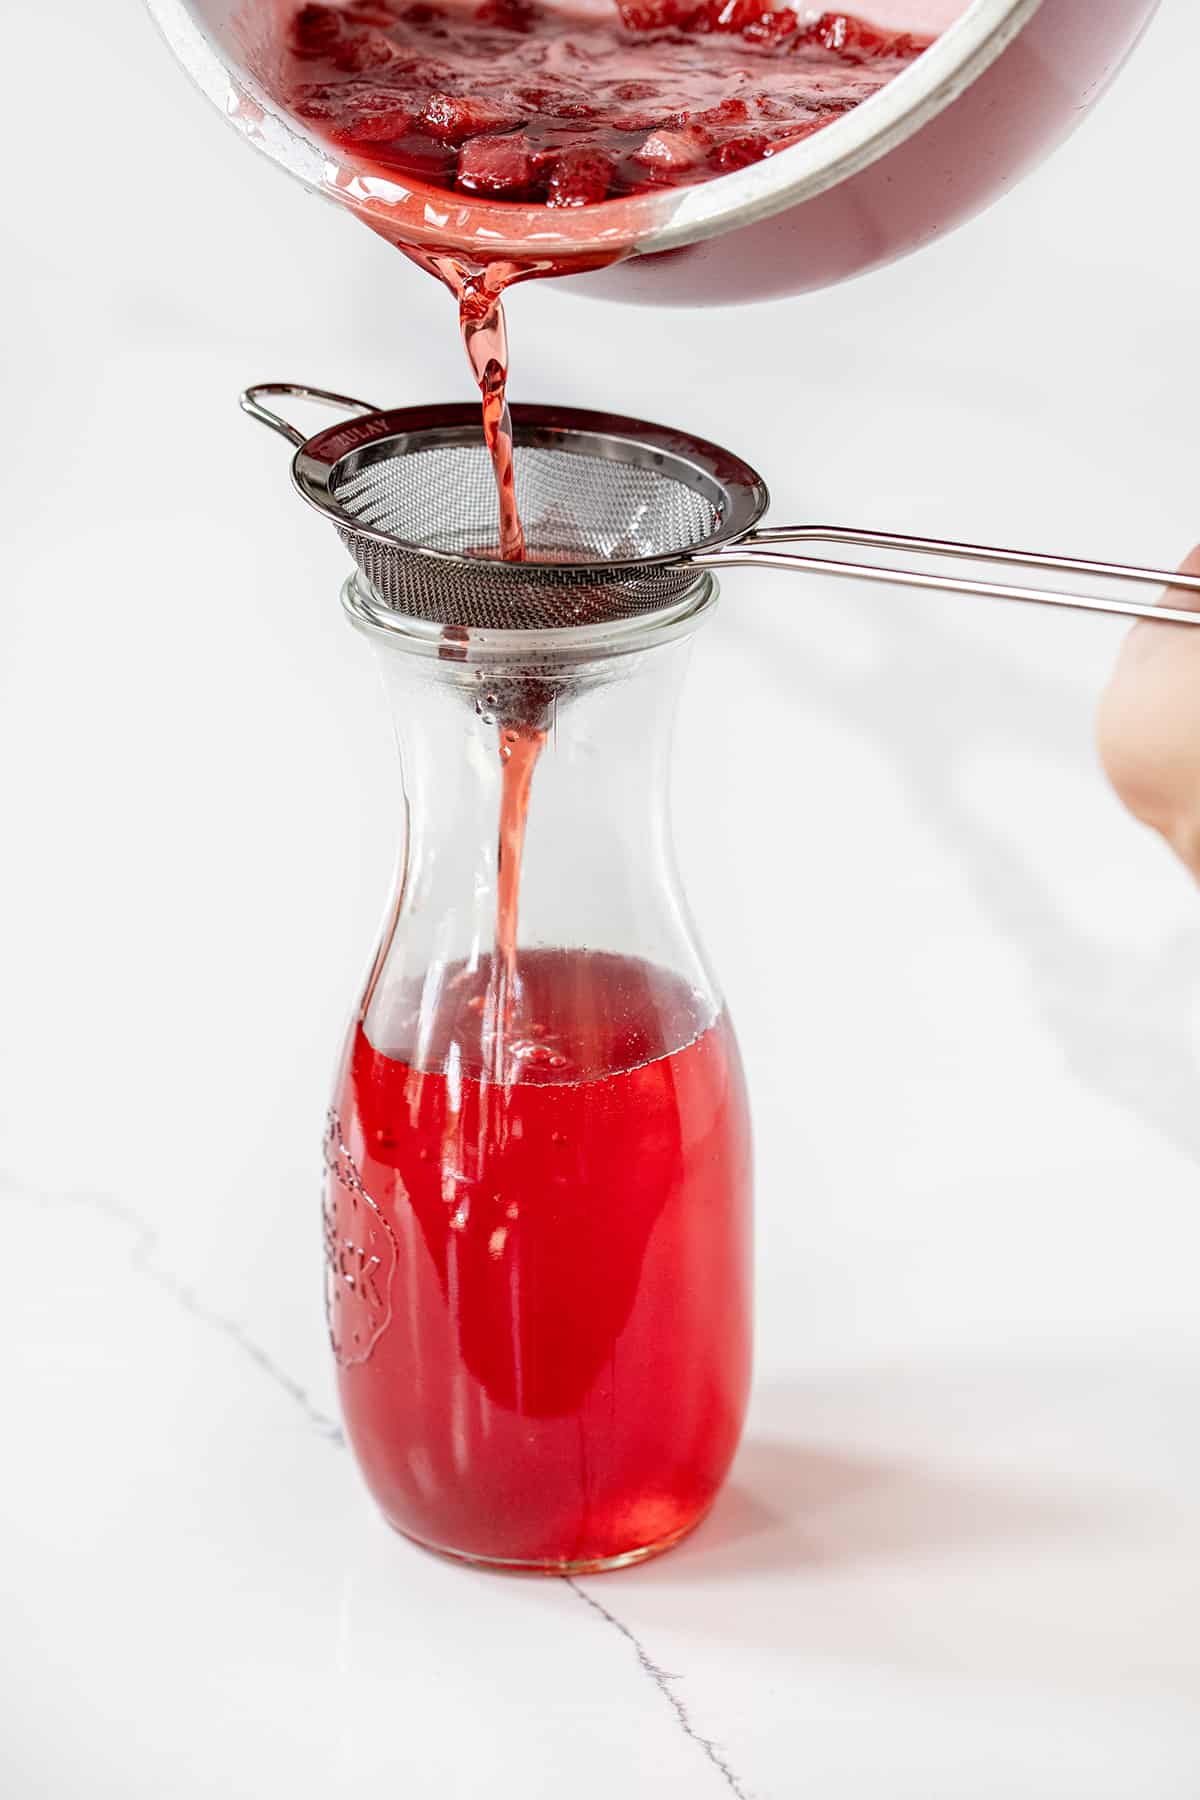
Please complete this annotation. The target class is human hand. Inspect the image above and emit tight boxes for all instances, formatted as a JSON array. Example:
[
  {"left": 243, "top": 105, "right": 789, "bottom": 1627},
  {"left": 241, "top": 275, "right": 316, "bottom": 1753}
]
[{"left": 1098, "top": 549, "right": 1200, "bottom": 880}]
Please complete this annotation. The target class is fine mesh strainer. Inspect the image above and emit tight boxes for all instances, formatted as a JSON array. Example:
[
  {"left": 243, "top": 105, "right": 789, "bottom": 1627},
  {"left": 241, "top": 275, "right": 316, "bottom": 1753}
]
[{"left": 243, "top": 384, "right": 1200, "bottom": 633}]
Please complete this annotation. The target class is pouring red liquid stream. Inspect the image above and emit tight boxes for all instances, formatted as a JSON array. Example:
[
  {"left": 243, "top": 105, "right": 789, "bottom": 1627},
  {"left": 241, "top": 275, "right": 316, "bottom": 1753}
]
[
  {"left": 488, "top": 723, "right": 545, "bottom": 1070},
  {"left": 462, "top": 279, "right": 525, "bottom": 563},
  {"left": 410, "top": 253, "right": 528, "bottom": 558}
]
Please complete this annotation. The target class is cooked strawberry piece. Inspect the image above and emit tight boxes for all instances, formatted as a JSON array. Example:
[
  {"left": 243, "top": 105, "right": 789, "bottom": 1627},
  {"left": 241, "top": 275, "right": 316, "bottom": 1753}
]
[
  {"left": 330, "top": 27, "right": 396, "bottom": 72},
  {"left": 710, "top": 131, "right": 768, "bottom": 171},
  {"left": 700, "top": 0, "right": 760, "bottom": 31},
  {"left": 616, "top": 0, "right": 701, "bottom": 29},
  {"left": 692, "top": 95, "right": 752, "bottom": 125},
  {"left": 806, "top": 11, "right": 893, "bottom": 57},
  {"left": 375, "top": 132, "right": 457, "bottom": 181},
  {"left": 456, "top": 132, "right": 536, "bottom": 195},
  {"left": 343, "top": 4, "right": 402, "bottom": 25},
  {"left": 514, "top": 84, "right": 596, "bottom": 121},
  {"left": 290, "top": 3, "right": 346, "bottom": 54},
  {"left": 339, "top": 91, "right": 419, "bottom": 138},
  {"left": 741, "top": 7, "right": 798, "bottom": 48},
  {"left": 712, "top": 117, "right": 827, "bottom": 169},
  {"left": 752, "top": 89, "right": 815, "bottom": 120},
  {"left": 763, "top": 118, "right": 829, "bottom": 149},
  {"left": 422, "top": 93, "right": 524, "bottom": 141},
  {"left": 605, "top": 105, "right": 681, "bottom": 131},
  {"left": 475, "top": 0, "right": 537, "bottom": 27},
  {"left": 292, "top": 81, "right": 346, "bottom": 119},
  {"left": 633, "top": 124, "right": 712, "bottom": 173},
  {"left": 388, "top": 53, "right": 455, "bottom": 84},
  {"left": 546, "top": 145, "right": 614, "bottom": 206}
]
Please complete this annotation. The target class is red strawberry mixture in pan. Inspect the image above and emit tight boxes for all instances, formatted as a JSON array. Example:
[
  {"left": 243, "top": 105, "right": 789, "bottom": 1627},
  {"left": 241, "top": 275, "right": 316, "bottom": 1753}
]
[
  {"left": 279, "top": 4, "right": 933, "bottom": 561},
  {"left": 283, "top": 2, "right": 932, "bottom": 205}
]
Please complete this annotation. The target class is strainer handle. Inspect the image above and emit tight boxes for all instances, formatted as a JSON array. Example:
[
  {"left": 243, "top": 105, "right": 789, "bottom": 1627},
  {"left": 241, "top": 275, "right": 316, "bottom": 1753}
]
[
  {"left": 694, "top": 526, "right": 1200, "bottom": 628},
  {"left": 239, "top": 383, "right": 379, "bottom": 448}
]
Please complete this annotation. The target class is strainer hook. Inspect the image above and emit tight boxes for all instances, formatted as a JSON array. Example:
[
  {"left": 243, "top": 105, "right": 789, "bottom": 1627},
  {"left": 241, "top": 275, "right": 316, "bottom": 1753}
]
[{"left": 240, "top": 383, "right": 378, "bottom": 449}]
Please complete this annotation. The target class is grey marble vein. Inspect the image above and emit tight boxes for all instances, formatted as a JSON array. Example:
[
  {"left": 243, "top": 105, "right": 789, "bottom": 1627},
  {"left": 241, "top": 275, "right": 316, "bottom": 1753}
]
[
  {"left": 567, "top": 1577, "right": 752, "bottom": 1799},
  {"left": 1, "top": 1169, "right": 343, "bottom": 1444},
  {"left": 5, "top": 1166, "right": 753, "bottom": 1784}
]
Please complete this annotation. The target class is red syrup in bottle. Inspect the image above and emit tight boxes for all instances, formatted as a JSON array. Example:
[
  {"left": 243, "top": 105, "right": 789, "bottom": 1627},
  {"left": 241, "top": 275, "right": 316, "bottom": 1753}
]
[{"left": 325, "top": 947, "right": 753, "bottom": 1568}]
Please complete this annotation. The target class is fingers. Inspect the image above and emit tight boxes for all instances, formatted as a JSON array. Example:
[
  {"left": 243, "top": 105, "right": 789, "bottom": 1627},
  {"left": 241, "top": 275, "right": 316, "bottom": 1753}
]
[{"left": 1097, "top": 545, "right": 1200, "bottom": 879}]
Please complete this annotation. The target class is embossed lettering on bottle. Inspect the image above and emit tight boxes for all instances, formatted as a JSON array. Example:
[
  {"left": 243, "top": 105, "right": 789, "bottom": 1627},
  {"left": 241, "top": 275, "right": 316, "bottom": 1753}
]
[{"left": 322, "top": 1109, "right": 398, "bottom": 1367}]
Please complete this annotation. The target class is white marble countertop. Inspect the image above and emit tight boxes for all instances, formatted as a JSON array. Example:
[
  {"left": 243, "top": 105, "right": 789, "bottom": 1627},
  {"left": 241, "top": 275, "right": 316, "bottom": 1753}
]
[{"left": 6, "top": 4, "right": 1200, "bottom": 1795}]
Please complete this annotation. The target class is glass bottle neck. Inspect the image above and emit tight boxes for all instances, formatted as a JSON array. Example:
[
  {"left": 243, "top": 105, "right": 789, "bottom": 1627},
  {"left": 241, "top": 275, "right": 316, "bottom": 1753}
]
[{"left": 346, "top": 576, "right": 722, "bottom": 1078}]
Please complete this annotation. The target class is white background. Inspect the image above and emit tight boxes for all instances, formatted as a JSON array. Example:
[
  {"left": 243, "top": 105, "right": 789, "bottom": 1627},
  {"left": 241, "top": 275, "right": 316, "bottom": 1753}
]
[{"left": 4, "top": 2, "right": 1200, "bottom": 1795}]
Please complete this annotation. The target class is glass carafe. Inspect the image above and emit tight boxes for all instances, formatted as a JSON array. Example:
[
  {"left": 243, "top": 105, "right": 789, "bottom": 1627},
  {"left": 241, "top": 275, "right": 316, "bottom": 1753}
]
[{"left": 323, "top": 572, "right": 752, "bottom": 1572}]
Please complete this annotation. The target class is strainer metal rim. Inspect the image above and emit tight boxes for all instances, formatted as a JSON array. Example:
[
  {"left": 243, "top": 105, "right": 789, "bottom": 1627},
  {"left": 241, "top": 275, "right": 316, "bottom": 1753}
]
[
  {"left": 341, "top": 568, "right": 720, "bottom": 656},
  {"left": 288, "top": 401, "right": 770, "bottom": 573}
]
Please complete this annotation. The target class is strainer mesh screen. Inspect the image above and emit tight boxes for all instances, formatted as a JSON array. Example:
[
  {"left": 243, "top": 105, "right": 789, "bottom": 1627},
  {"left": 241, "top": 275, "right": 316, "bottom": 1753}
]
[
  {"left": 335, "top": 443, "right": 718, "bottom": 558},
  {"left": 329, "top": 439, "right": 720, "bottom": 629}
]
